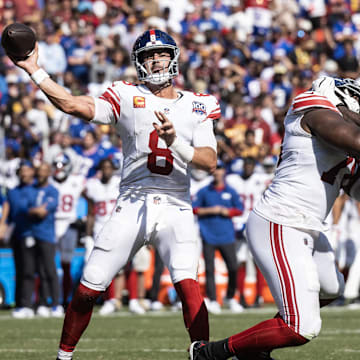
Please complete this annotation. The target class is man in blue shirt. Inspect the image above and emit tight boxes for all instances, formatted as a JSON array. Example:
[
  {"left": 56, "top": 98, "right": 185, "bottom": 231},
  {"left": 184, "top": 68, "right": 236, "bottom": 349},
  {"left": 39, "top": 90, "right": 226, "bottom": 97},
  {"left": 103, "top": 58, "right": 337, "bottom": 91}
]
[
  {"left": 193, "top": 160, "right": 244, "bottom": 314},
  {"left": 0, "top": 160, "right": 36, "bottom": 318},
  {"left": 27, "top": 162, "right": 62, "bottom": 317}
]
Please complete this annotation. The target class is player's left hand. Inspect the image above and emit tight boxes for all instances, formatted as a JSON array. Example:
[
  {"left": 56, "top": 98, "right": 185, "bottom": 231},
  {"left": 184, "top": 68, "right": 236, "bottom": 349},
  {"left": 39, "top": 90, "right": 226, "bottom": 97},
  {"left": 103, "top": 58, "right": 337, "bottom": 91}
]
[{"left": 153, "top": 111, "right": 176, "bottom": 146}]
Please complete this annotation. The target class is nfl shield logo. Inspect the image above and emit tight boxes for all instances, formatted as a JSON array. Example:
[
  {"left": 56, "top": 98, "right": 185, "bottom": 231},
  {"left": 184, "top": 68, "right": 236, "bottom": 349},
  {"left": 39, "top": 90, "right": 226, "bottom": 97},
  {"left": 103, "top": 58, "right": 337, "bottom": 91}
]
[{"left": 153, "top": 196, "right": 161, "bottom": 205}]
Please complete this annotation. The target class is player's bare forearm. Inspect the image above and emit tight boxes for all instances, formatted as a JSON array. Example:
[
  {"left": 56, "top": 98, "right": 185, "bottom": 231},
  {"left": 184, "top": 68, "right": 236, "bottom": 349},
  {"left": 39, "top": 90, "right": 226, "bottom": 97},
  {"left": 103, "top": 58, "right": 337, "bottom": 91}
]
[
  {"left": 338, "top": 105, "right": 360, "bottom": 127},
  {"left": 192, "top": 147, "right": 217, "bottom": 173},
  {"left": 0, "top": 201, "right": 9, "bottom": 227},
  {"left": 12, "top": 42, "right": 95, "bottom": 121},
  {"left": 85, "top": 214, "right": 95, "bottom": 236},
  {"left": 303, "top": 108, "right": 360, "bottom": 157},
  {"left": 37, "top": 78, "right": 95, "bottom": 120}
]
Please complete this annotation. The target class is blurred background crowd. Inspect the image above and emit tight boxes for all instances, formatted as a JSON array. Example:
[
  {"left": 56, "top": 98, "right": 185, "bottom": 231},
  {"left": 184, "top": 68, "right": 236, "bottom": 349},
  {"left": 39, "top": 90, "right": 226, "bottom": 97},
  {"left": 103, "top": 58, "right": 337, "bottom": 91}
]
[{"left": 0, "top": 0, "right": 360, "bottom": 316}]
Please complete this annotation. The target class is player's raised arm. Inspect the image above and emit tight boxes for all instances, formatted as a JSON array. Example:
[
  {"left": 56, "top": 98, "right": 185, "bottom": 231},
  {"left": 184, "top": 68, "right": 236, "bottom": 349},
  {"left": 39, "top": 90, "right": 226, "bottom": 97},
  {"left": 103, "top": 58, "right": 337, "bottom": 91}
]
[
  {"left": 302, "top": 77, "right": 360, "bottom": 157},
  {"left": 302, "top": 108, "right": 360, "bottom": 157},
  {"left": 10, "top": 43, "right": 95, "bottom": 121}
]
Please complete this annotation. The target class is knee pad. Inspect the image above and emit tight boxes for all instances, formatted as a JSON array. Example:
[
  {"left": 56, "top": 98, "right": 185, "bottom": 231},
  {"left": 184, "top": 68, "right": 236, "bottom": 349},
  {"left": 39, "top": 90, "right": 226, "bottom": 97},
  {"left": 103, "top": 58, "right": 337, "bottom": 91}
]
[
  {"left": 299, "top": 316, "right": 322, "bottom": 340},
  {"left": 82, "top": 264, "right": 108, "bottom": 291},
  {"left": 321, "top": 271, "right": 345, "bottom": 299},
  {"left": 171, "top": 269, "right": 197, "bottom": 284}
]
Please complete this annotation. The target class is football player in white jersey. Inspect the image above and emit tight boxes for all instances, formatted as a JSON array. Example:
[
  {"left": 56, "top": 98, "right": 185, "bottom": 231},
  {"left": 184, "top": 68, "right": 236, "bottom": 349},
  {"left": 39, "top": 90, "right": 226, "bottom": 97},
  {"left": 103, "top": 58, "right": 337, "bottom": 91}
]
[
  {"left": 190, "top": 77, "right": 360, "bottom": 360},
  {"left": 11, "top": 29, "right": 218, "bottom": 360},
  {"left": 82, "top": 158, "right": 120, "bottom": 260},
  {"left": 226, "top": 156, "right": 273, "bottom": 308},
  {"left": 50, "top": 153, "right": 86, "bottom": 307}
]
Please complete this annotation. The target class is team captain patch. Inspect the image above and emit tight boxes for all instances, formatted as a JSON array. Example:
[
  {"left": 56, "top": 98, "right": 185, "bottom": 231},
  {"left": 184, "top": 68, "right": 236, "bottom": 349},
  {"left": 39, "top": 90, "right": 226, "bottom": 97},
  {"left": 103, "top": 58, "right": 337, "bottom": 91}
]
[
  {"left": 133, "top": 96, "right": 146, "bottom": 108},
  {"left": 192, "top": 101, "right": 207, "bottom": 115}
]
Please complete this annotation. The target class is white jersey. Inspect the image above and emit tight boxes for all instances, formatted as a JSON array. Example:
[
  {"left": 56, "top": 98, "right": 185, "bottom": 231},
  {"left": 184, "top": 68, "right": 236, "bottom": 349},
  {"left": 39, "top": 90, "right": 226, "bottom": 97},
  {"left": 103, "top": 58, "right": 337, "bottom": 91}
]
[
  {"left": 226, "top": 172, "right": 271, "bottom": 230},
  {"left": 50, "top": 174, "right": 86, "bottom": 238},
  {"left": 0, "top": 158, "right": 20, "bottom": 190},
  {"left": 254, "top": 90, "right": 358, "bottom": 231},
  {"left": 91, "top": 81, "right": 218, "bottom": 203},
  {"left": 84, "top": 175, "right": 121, "bottom": 237}
]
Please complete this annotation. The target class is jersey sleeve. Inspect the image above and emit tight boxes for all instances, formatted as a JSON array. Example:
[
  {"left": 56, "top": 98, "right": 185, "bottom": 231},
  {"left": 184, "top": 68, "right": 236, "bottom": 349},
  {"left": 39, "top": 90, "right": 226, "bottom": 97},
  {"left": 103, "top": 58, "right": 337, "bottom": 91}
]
[
  {"left": 91, "top": 83, "right": 122, "bottom": 125},
  {"left": 291, "top": 91, "right": 341, "bottom": 114},
  {"left": 192, "top": 95, "right": 219, "bottom": 151}
]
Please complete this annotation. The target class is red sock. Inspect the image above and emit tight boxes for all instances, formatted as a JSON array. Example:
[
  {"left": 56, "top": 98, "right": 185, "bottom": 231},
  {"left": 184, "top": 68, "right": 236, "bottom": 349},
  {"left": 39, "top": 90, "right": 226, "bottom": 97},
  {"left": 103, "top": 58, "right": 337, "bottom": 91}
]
[
  {"left": 127, "top": 269, "right": 137, "bottom": 299},
  {"left": 174, "top": 279, "right": 209, "bottom": 342},
  {"left": 62, "top": 262, "right": 72, "bottom": 304},
  {"left": 228, "top": 317, "right": 308, "bottom": 355},
  {"left": 237, "top": 265, "right": 246, "bottom": 295},
  {"left": 106, "top": 279, "right": 115, "bottom": 300},
  {"left": 59, "top": 283, "right": 102, "bottom": 353},
  {"left": 255, "top": 266, "right": 265, "bottom": 297}
]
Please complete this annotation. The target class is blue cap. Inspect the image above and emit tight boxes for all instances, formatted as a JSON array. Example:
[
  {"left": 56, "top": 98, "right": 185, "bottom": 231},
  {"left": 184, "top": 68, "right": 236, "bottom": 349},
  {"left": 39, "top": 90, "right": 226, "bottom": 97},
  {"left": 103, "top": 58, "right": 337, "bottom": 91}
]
[
  {"left": 5, "top": 138, "right": 20, "bottom": 153},
  {"left": 18, "top": 159, "right": 33, "bottom": 169}
]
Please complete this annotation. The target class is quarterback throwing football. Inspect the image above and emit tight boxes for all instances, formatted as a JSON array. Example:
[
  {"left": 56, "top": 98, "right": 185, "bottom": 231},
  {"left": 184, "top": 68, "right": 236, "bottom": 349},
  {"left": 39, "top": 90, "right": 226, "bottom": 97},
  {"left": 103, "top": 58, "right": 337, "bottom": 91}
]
[{"left": 11, "top": 29, "right": 218, "bottom": 360}]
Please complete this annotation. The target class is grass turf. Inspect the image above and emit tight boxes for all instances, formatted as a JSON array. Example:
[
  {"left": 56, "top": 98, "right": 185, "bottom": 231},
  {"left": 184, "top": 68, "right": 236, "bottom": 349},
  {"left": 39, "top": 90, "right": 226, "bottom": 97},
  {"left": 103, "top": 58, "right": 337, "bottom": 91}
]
[{"left": 0, "top": 305, "right": 360, "bottom": 359}]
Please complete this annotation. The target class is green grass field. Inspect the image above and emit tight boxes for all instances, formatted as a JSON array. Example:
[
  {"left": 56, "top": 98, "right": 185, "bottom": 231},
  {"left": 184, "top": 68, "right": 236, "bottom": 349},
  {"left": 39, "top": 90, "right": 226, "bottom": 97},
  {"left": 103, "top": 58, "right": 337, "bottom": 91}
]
[{"left": 1, "top": 305, "right": 360, "bottom": 360}]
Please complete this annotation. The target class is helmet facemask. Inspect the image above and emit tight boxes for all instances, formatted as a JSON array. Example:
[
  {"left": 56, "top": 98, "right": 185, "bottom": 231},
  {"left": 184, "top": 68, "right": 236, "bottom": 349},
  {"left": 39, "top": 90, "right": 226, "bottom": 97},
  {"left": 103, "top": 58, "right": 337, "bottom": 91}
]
[
  {"left": 132, "top": 44, "right": 180, "bottom": 85},
  {"left": 52, "top": 154, "right": 72, "bottom": 181},
  {"left": 334, "top": 78, "right": 360, "bottom": 108}
]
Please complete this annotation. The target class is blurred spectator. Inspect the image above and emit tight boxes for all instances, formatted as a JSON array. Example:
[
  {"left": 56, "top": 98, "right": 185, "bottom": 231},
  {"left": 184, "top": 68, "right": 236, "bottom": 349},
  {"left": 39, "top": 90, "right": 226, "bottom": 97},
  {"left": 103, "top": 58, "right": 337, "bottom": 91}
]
[
  {"left": 337, "top": 39, "right": 359, "bottom": 78},
  {"left": 50, "top": 153, "right": 86, "bottom": 308},
  {"left": 0, "top": 161, "right": 35, "bottom": 317},
  {"left": 245, "top": 0, "right": 272, "bottom": 33},
  {"left": 0, "top": 139, "right": 21, "bottom": 190},
  {"left": 268, "top": 64, "right": 293, "bottom": 110},
  {"left": 89, "top": 40, "right": 113, "bottom": 87},
  {"left": 193, "top": 160, "right": 244, "bottom": 314},
  {"left": 28, "top": 163, "right": 62, "bottom": 317},
  {"left": 12, "top": 0, "right": 40, "bottom": 22},
  {"left": 332, "top": 10, "right": 358, "bottom": 60},
  {"left": 44, "top": 132, "right": 84, "bottom": 175},
  {"left": 22, "top": 96, "right": 50, "bottom": 155},
  {"left": 77, "top": 130, "right": 108, "bottom": 178},
  {"left": 226, "top": 156, "right": 273, "bottom": 308},
  {"left": 66, "top": 29, "right": 93, "bottom": 85},
  {"left": 38, "top": 28, "right": 67, "bottom": 81},
  {"left": 195, "top": 4, "right": 220, "bottom": 33}
]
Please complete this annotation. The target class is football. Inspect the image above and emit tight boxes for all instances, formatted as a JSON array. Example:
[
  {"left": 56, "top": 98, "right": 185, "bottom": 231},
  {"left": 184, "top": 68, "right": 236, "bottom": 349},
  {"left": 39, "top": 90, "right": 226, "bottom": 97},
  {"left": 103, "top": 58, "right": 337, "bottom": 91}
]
[{"left": 1, "top": 23, "right": 36, "bottom": 61}]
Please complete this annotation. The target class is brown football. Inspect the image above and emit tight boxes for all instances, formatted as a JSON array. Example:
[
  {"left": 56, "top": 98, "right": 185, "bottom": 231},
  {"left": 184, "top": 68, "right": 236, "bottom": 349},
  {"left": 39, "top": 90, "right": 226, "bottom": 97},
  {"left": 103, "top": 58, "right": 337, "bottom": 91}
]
[{"left": 1, "top": 23, "right": 36, "bottom": 61}]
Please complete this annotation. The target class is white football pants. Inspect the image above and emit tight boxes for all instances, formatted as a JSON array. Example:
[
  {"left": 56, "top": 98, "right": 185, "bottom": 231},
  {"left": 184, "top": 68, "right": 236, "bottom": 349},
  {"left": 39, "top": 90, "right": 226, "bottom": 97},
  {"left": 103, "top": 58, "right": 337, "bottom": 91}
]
[
  {"left": 246, "top": 211, "right": 344, "bottom": 340},
  {"left": 81, "top": 193, "right": 200, "bottom": 291}
]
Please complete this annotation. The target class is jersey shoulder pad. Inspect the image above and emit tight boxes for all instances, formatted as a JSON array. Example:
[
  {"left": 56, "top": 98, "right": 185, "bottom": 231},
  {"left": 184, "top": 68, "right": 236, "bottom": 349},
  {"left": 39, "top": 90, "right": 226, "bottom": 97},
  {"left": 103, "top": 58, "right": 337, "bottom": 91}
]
[{"left": 291, "top": 91, "right": 340, "bottom": 114}]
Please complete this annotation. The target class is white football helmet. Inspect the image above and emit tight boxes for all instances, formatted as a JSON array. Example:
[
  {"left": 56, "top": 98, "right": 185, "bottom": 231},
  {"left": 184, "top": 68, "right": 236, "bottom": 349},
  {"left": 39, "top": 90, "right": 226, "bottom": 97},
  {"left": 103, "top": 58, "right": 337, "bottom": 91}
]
[
  {"left": 52, "top": 153, "right": 72, "bottom": 181},
  {"left": 131, "top": 29, "right": 180, "bottom": 85}
]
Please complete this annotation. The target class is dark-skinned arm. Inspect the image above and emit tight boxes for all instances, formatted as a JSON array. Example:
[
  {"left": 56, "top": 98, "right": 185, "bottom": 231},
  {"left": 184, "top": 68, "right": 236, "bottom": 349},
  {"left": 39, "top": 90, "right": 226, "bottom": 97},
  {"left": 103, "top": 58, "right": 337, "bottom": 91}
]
[
  {"left": 337, "top": 105, "right": 360, "bottom": 127},
  {"left": 301, "top": 108, "right": 360, "bottom": 158}
]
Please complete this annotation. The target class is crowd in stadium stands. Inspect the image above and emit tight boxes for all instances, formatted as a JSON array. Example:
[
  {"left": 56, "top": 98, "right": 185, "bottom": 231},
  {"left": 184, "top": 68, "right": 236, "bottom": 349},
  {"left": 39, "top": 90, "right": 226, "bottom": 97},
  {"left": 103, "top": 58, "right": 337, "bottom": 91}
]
[{"left": 1, "top": 0, "right": 360, "bottom": 315}]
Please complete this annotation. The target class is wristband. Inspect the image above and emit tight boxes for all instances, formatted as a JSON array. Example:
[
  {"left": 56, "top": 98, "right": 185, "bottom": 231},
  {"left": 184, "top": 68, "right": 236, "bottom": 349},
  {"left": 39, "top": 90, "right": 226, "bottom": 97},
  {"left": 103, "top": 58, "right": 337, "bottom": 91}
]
[
  {"left": 168, "top": 137, "right": 195, "bottom": 163},
  {"left": 30, "top": 68, "right": 49, "bottom": 86}
]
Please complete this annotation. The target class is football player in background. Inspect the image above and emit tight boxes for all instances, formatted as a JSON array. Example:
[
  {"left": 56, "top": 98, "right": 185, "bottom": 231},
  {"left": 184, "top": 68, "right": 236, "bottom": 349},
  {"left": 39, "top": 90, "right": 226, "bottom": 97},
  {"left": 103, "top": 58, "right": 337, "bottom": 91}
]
[
  {"left": 190, "top": 77, "right": 360, "bottom": 360},
  {"left": 49, "top": 153, "right": 86, "bottom": 309},
  {"left": 226, "top": 156, "right": 273, "bottom": 308},
  {"left": 10, "top": 29, "right": 218, "bottom": 360}
]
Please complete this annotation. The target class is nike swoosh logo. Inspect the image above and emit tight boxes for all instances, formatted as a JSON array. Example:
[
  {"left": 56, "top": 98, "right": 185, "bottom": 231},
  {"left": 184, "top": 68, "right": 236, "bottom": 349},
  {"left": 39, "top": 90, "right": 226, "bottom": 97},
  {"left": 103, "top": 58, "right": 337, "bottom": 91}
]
[{"left": 179, "top": 208, "right": 190, "bottom": 211}]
